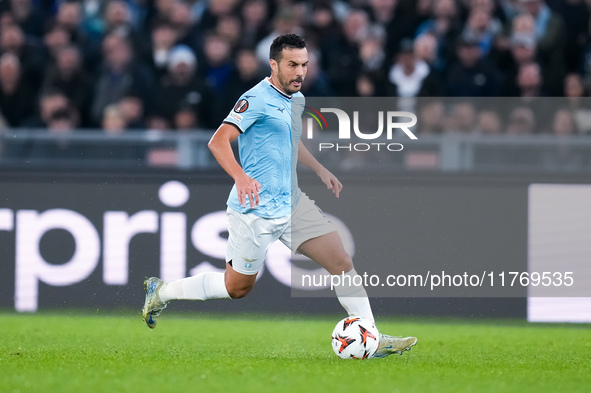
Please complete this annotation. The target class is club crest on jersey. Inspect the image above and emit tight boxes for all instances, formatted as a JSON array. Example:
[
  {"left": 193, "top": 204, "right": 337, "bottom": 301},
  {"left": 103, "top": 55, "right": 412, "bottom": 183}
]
[{"left": 234, "top": 99, "right": 249, "bottom": 113}]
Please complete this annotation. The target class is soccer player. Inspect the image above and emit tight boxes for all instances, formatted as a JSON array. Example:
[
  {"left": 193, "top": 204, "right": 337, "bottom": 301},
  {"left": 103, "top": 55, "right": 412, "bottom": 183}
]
[{"left": 142, "top": 34, "right": 417, "bottom": 358}]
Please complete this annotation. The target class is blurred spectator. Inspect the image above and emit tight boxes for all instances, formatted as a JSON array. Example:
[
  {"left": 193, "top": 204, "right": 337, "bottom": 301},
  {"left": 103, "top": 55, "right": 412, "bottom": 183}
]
[
  {"left": 462, "top": 6, "right": 503, "bottom": 57},
  {"left": 417, "top": 99, "right": 445, "bottom": 134},
  {"left": 387, "top": 39, "right": 431, "bottom": 99},
  {"left": 146, "top": 21, "right": 178, "bottom": 80},
  {"left": 300, "top": 49, "right": 333, "bottom": 97},
  {"left": 0, "top": 52, "right": 35, "bottom": 127},
  {"left": 25, "top": 0, "right": 57, "bottom": 20},
  {"left": 506, "top": 106, "right": 535, "bottom": 134},
  {"left": 55, "top": 1, "right": 83, "bottom": 43},
  {"left": 553, "top": 0, "right": 589, "bottom": 73},
  {"left": 367, "top": 0, "right": 418, "bottom": 59},
  {"left": 173, "top": 103, "right": 198, "bottom": 131},
  {"left": 0, "top": 22, "right": 45, "bottom": 86},
  {"left": 444, "top": 101, "right": 477, "bottom": 133},
  {"left": 215, "top": 15, "right": 241, "bottom": 52},
  {"left": 24, "top": 105, "right": 85, "bottom": 163},
  {"left": 148, "top": 0, "right": 177, "bottom": 26},
  {"left": 151, "top": 44, "right": 213, "bottom": 129},
  {"left": 414, "top": 0, "right": 434, "bottom": 26},
  {"left": 498, "top": 0, "right": 523, "bottom": 22},
  {"left": 563, "top": 73, "right": 591, "bottom": 134},
  {"left": 103, "top": 0, "right": 147, "bottom": 57},
  {"left": 42, "top": 22, "right": 71, "bottom": 67},
  {"left": 118, "top": 92, "right": 146, "bottom": 130},
  {"left": 564, "top": 72, "right": 587, "bottom": 98},
  {"left": 306, "top": 2, "right": 339, "bottom": 49},
  {"left": 321, "top": 8, "right": 367, "bottom": 96},
  {"left": 476, "top": 109, "right": 503, "bottom": 135},
  {"left": 146, "top": 115, "right": 169, "bottom": 131},
  {"left": 415, "top": 0, "right": 462, "bottom": 71},
  {"left": 201, "top": 33, "right": 234, "bottom": 93},
  {"left": 499, "top": 33, "right": 535, "bottom": 96},
  {"left": 512, "top": 61, "right": 555, "bottom": 132},
  {"left": 225, "top": 47, "right": 266, "bottom": 102},
  {"left": 414, "top": 33, "right": 438, "bottom": 68},
  {"left": 445, "top": 34, "right": 502, "bottom": 96},
  {"left": 358, "top": 24, "right": 387, "bottom": 81},
  {"left": 90, "top": 33, "right": 155, "bottom": 126},
  {"left": 511, "top": 12, "right": 536, "bottom": 35},
  {"left": 199, "top": 0, "right": 239, "bottom": 34},
  {"left": 54, "top": 1, "right": 99, "bottom": 72},
  {"left": 516, "top": 61, "right": 544, "bottom": 97},
  {"left": 469, "top": 0, "right": 497, "bottom": 15},
  {"left": 42, "top": 45, "right": 94, "bottom": 127},
  {"left": 256, "top": 6, "right": 301, "bottom": 66},
  {"left": 9, "top": 0, "right": 46, "bottom": 38},
  {"left": 169, "top": 0, "right": 200, "bottom": 52},
  {"left": 46, "top": 106, "right": 77, "bottom": 133},
  {"left": 355, "top": 72, "right": 380, "bottom": 97},
  {"left": 21, "top": 88, "right": 69, "bottom": 128},
  {"left": 104, "top": 1, "right": 135, "bottom": 39},
  {"left": 200, "top": 32, "right": 235, "bottom": 124},
  {"left": 102, "top": 103, "right": 126, "bottom": 134},
  {"left": 94, "top": 102, "right": 144, "bottom": 161},
  {"left": 78, "top": 0, "right": 105, "bottom": 44},
  {"left": 239, "top": 0, "right": 270, "bottom": 49},
  {"left": 551, "top": 107, "right": 576, "bottom": 136},
  {"left": 518, "top": 0, "right": 566, "bottom": 95}
]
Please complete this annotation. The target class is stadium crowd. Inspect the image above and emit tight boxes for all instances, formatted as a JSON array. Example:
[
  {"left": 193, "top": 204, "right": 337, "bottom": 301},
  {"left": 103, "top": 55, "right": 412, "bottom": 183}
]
[{"left": 0, "top": 0, "right": 590, "bottom": 137}]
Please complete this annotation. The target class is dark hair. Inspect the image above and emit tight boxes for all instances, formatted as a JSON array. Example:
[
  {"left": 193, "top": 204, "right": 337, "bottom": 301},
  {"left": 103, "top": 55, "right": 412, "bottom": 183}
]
[
  {"left": 49, "top": 107, "right": 72, "bottom": 122},
  {"left": 269, "top": 34, "right": 306, "bottom": 62}
]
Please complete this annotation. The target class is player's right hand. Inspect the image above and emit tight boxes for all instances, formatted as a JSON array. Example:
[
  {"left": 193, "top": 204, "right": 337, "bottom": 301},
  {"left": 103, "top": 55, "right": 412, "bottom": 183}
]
[{"left": 235, "top": 174, "right": 261, "bottom": 208}]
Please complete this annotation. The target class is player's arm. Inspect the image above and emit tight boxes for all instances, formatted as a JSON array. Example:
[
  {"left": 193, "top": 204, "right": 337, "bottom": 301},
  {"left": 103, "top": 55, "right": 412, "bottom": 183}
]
[
  {"left": 298, "top": 140, "right": 342, "bottom": 198},
  {"left": 208, "top": 123, "right": 260, "bottom": 208}
]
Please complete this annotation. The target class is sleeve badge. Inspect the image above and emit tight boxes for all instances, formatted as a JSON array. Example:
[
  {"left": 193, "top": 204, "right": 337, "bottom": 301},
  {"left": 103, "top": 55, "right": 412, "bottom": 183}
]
[{"left": 234, "top": 99, "right": 249, "bottom": 113}]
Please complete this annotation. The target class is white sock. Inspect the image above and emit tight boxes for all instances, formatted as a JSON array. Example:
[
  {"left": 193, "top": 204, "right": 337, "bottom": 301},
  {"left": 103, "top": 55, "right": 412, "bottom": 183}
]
[
  {"left": 159, "top": 272, "right": 231, "bottom": 302},
  {"left": 333, "top": 268, "right": 375, "bottom": 322}
]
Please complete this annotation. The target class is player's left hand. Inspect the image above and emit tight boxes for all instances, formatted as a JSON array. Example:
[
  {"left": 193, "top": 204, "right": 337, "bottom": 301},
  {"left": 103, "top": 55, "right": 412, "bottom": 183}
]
[{"left": 317, "top": 168, "right": 342, "bottom": 198}]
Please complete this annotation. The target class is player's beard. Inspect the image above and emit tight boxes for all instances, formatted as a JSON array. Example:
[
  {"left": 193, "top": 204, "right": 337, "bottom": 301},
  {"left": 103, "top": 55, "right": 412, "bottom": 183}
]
[{"left": 277, "top": 69, "right": 304, "bottom": 95}]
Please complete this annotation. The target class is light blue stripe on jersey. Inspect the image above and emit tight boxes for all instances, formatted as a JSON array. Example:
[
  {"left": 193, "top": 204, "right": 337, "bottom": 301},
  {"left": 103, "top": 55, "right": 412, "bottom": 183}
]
[{"left": 223, "top": 78, "right": 304, "bottom": 218}]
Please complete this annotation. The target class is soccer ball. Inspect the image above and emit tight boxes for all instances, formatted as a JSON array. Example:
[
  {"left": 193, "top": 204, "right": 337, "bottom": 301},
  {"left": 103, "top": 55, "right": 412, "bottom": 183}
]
[{"left": 331, "top": 317, "right": 380, "bottom": 359}]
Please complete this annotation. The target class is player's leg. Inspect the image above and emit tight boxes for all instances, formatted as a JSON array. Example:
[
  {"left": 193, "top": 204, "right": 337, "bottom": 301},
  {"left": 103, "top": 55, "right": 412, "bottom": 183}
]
[
  {"left": 297, "top": 232, "right": 417, "bottom": 357},
  {"left": 288, "top": 194, "right": 417, "bottom": 357},
  {"left": 158, "top": 261, "right": 257, "bottom": 300},
  {"left": 142, "top": 268, "right": 232, "bottom": 329},
  {"left": 142, "top": 208, "right": 283, "bottom": 328},
  {"left": 296, "top": 231, "right": 374, "bottom": 322},
  {"left": 223, "top": 262, "right": 258, "bottom": 298},
  {"left": 142, "top": 262, "right": 256, "bottom": 328},
  {"left": 285, "top": 194, "right": 373, "bottom": 320}
]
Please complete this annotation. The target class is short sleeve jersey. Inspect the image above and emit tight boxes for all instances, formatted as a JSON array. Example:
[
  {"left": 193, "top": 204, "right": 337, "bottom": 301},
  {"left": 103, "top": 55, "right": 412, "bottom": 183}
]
[{"left": 223, "top": 78, "right": 304, "bottom": 218}]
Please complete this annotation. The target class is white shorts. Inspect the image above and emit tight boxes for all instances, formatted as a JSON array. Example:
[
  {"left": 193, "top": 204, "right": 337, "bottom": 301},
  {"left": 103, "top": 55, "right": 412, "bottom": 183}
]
[{"left": 225, "top": 193, "right": 336, "bottom": 275}]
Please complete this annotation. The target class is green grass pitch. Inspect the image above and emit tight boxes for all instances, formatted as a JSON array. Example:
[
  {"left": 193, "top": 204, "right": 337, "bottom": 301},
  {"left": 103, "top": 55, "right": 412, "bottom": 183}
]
[{"left": 1, "top": 312, "right": 590, "bottom": 393}]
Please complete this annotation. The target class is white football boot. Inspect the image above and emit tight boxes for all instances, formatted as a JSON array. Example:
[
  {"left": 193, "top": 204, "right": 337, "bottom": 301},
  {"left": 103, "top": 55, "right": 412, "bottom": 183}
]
[
  {"left": 373, "top": 334, "right": 417, "bottom": 358},
  {"left": 142, "top": 277, "right": 168, "bottom": 329}
]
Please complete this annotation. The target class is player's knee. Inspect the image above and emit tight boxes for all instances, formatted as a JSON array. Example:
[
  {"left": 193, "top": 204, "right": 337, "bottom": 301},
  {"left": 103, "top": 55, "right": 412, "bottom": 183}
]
[
  {"left": 226, "top": 283, "right": 254, "bottom": 299},
  {"left": 341, "top": 253, "right": 354, "bottom": 272},
  {"left": 331, "top": 252, "right": 354, "bottom": 275}
]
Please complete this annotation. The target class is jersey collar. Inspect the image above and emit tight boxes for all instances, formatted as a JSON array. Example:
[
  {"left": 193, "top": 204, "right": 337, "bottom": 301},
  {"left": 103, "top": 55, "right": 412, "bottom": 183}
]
[{"left": 265, "top": 77, "right": 292, "bottom": 99}]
